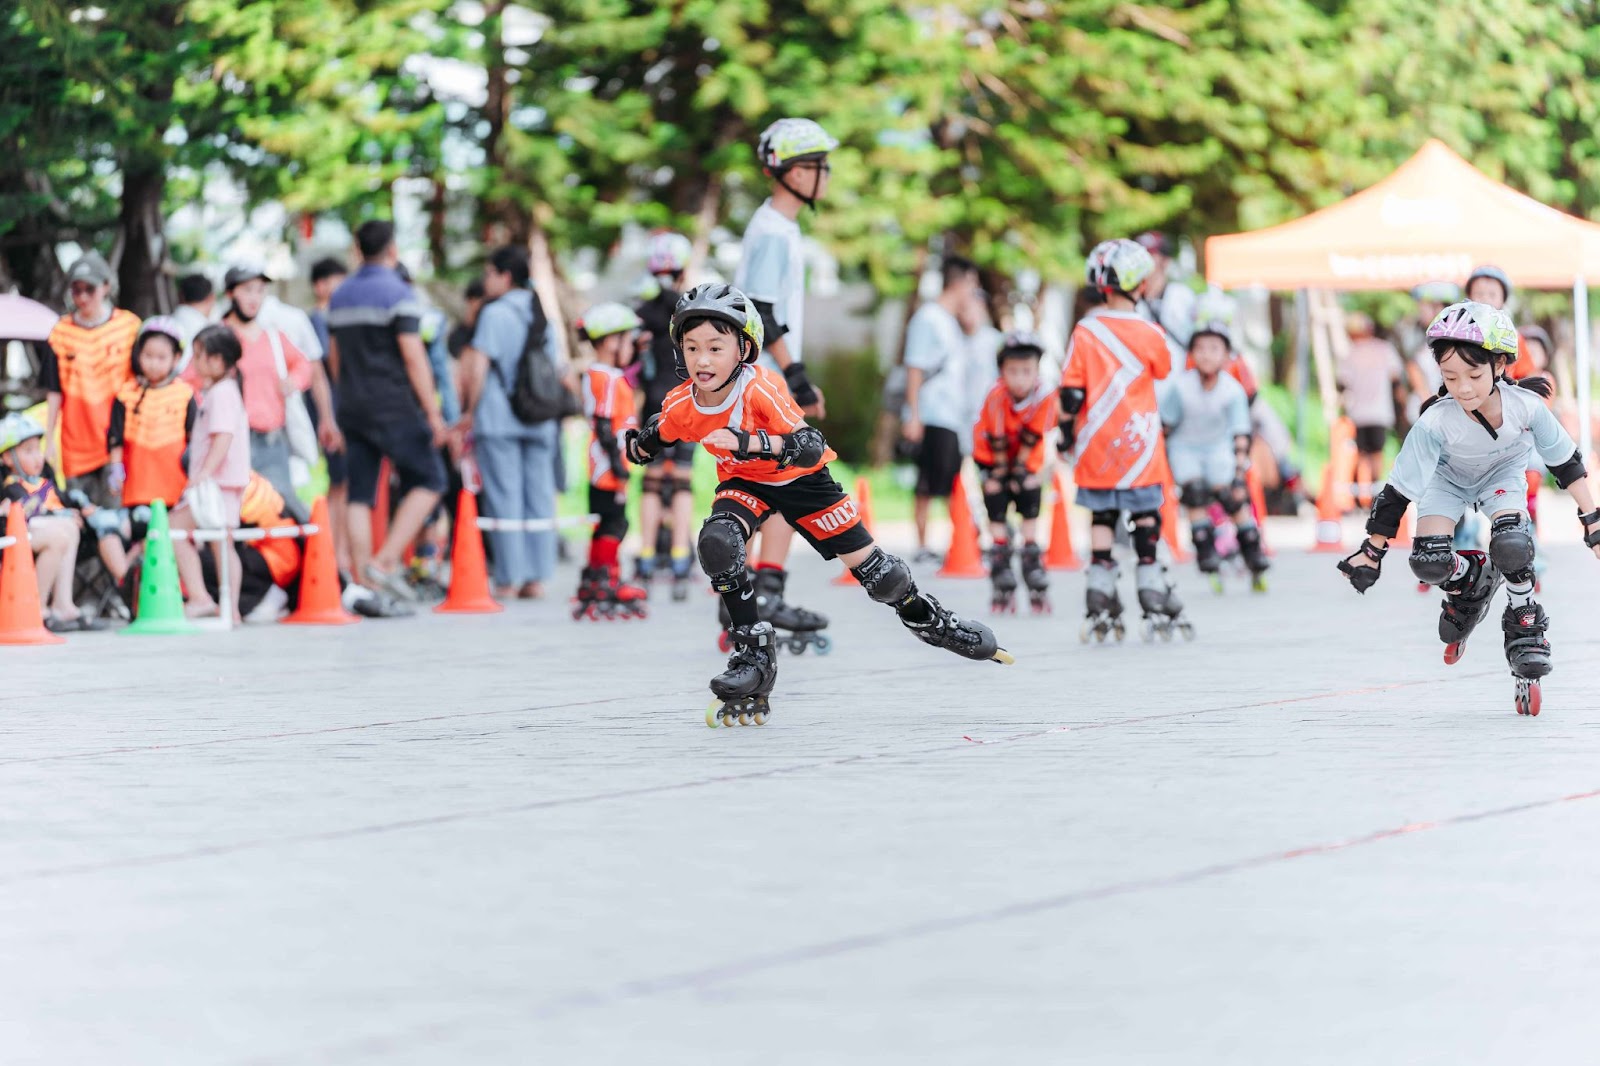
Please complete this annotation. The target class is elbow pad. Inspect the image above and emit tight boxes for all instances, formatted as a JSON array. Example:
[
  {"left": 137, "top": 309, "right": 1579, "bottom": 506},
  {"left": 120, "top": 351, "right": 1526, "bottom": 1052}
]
[
  {"left": 1549, "top": 449, "right": 1587, "bottom": 490},
  {"left": 779, "top": 425, "right": 827, "bottom": 469},
  {"left": 1365, "top": 484, "right": 1412, "bottom": 538},
  {"left": 1059, "top": 387, "right": 1086, "bottom": 417}
]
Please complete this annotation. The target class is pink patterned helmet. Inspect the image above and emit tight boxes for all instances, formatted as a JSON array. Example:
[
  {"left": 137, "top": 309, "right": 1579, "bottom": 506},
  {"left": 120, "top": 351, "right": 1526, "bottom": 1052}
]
[{"left": 1425, "top": 300, "right": 1519, "bottom": 357}]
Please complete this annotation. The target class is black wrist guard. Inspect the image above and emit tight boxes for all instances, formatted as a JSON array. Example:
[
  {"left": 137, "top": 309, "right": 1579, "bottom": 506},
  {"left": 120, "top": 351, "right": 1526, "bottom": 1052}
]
[
  {"left": 783, "top": 363, "right": 819, "bottom": 407},
  {"left": 1365, "top": 484, "right": 1411, "bottom": 538}
]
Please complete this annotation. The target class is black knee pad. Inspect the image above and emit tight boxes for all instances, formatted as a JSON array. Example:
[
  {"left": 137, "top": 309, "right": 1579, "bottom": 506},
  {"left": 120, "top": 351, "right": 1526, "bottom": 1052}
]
[
  {"left": 697, "top": 513, "right": 748, "bottom": 592},
  {"left": 983, "top": 491, "right": 1009, "bottom": 525},
  {"left": 1130, "top": 510, "right": 1161, "bottom": 562},
  {"left": 1179, "top": 480, "right": 1210, "bottom": 508},
  {"left": 1090, "top": 509, "right": 1120, "bottom": 529},
  {"left": 851, "top": 547, "right": 915, "bottom": 607},
  {"left": 1408, "top": 534, "right": 1457, "bottom": 585},
  {"left": 1015, "top": 485, "right": 1043, "bottom": 520},
  {"left": 641, "top": 475, "right": 666, "bottom": 495},
  {"left": 670, "top": 474, "right": 694, "bottom": 494},
  {"left": 1489, "top": 513, "right": 1536, "bottom": 577},
  {"left": 1218, "top": 490, "right": 1246, "bottom": 518}
]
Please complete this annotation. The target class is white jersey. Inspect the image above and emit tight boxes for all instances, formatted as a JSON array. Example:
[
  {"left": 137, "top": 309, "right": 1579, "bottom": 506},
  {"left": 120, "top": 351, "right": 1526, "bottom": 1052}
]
[
  {"left": 736, "top": 199, "right": 807, "bottom": 365},
  {"left": 1389, "top": 382, "right": 1574, "bottom": 499},
  {"left": 1160, "top": 369, "right": 1251, "bottom": 450}
]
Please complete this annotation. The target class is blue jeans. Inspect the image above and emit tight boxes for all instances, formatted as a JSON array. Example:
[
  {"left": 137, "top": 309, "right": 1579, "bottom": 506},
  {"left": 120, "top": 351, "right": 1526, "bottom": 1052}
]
[{"left": 476, "top": 429, "right": 558, "bottom": 587}]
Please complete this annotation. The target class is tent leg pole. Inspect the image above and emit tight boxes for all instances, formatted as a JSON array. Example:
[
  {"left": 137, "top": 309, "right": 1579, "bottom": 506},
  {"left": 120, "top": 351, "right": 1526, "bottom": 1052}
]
[
  {"left": 1294, "top": 288, "right": 1310, "bottom": 464},
  {"left": 1576, "top": 277, "right": 1592, "bottom": 462}
]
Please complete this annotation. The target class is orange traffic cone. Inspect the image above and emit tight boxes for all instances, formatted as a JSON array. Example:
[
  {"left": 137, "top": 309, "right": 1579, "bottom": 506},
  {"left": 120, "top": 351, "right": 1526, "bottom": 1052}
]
[
  {"left": 0, "top": 501, "right": 65, "bottom": 645},
  {"left": 1043, "top": 470, "right": 1082, "bottom": 570},
  {"left": 1245, "top": 464, "right": 1274, "bottom": 556},
  {"left": 435, "top": 489, "right": 503, "bottom": 614},
  {"left": 833, "top": 477, "right": 875, "bottom": 585},
  {"left": 1310, "top": 419, "right": 1358, "bottom": 554},
  {"left": 283, "top": 497, "right": 360, "bottom": 626},
  {"left": 1160, "top": 481, "right": 1192, "bottom": 563},
  {"left": 938, "top": 472, "right": 987, "bottom": 578}
]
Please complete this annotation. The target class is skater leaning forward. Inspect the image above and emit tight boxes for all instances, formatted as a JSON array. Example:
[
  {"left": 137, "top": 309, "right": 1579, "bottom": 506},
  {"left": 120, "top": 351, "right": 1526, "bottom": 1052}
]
[
  {"left": 972, "top": 329, "right": 1058, "bottom": 614},
  {"left": 1160, "top": 305, "right": 1269, "bottom": 590},
  {"left": 625, "top": 283, "right": 1012, "bottom": 727},
  {"left": 1059, "top": 238, "right": 1192, "bottom": 643},
  {"left": 1338, "top": 300, "right": 1600, "bottom": 716}
]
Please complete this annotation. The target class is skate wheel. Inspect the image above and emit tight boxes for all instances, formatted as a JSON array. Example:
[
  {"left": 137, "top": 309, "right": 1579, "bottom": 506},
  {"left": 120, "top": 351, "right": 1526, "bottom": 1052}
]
[
  {"left": 1079, "top": 621, "right": 1092, "bottom": 643},
  {"left": 737, "top": 710, "right": 752, "bottom": 726},
  {"left": 1179, "top": 623, "right": 1195, "bottom": 641},
  {"left": 1113, "top": 622, "right": 1126, "bottom": 642},
  {"left": 1140, "top": 620, "right": 1156, "bottom": 643},
  {"left": 1160, "top": 624, "right": 1173, "bottom": 642},
  {"left": 716, "top": 631, "right": 732, "bottom": 653},
  {"left": 1516, "top": 680, "right": 1541, "bottom": 717},
  {"left": 705, "top": 702, "right": 722, "bottom": 728},
  {"left": 812, "top": 634, "right": 832, "bottom": 655},
  {"left": 1444, "top": 641, "right": 1465, "bottom": 666},
  {"left": 751, "top": 708, "right": 768, "bottom": 726},
  {"left": 785, "top": 639, "right": 806, "bottom": 655},
  {"left": 990, "top": 648, "right": 1015, "bottom": 665}
]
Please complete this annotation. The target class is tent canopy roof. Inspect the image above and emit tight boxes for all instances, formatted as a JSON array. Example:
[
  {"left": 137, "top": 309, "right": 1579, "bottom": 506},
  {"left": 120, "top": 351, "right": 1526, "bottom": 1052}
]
[{"left": 1204, "top": 140, "right": 1600, "bottom": 291}]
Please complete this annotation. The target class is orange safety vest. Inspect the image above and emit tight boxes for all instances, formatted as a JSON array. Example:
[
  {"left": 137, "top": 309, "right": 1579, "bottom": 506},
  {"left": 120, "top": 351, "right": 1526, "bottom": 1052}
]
[
  {"left": 115, "top": 379, "right": 194, "bottom": 508},
  {"left": 47, "top": 309, "right": 141, "bottom": 478}
]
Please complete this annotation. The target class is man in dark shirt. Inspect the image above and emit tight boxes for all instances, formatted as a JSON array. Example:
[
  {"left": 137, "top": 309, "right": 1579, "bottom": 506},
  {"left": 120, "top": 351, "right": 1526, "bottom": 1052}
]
[{"left": 325, "top": 220, "right": 447, "bottom": 600}]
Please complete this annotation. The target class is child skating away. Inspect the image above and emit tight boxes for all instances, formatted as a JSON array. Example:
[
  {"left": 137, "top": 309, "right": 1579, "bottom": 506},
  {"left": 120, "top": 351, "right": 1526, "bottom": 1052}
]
[
  {"left": 0, "top": 414, "right": 105, "bottom": 631},
  {"left": 626, "top": 284, "right": 1011, "bottom": 727},
  {"left": 572, "top": 302, "right": 647, "bottom": 621},
  {"left": 104, "top": 316, "right": 198, "bottom": 588},
  {"left": 972, "top": 330, "right": 1058, "bottom": 614},
  {"left": 171, "top": 325, "right": 252, "bottom": 622},
  {"left": 1161, "top": 312, "right": 1268, "bottom": 592},
  {"left": 1059, "top": 239, "right": 1191, "bottom": 643},
  {"left": 1338, "top": 301, "right": 1600, "bottom": 717}
]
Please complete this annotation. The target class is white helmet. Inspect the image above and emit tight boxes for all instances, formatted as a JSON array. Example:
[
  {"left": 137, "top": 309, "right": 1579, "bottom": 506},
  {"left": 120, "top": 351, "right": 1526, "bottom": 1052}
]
[{"left": 646, "top": 232, "right": 692, "bottom": 277}]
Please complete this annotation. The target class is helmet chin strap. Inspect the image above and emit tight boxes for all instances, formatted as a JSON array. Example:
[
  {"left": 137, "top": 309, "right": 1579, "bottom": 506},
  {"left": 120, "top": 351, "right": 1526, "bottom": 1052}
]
[{"left": 776, "top": 167, "right": 820, "bottom": 211}]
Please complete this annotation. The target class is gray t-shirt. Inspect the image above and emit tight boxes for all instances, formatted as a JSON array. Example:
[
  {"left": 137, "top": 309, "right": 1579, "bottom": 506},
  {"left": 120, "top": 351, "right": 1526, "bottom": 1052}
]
[
  {"left": 1160, "top": 369, "right": 1251, "bottom": 450},
  {"left": 902, "top": 302, "right": 969, "bottom": 432},
  {"left": 1389, "top": 384, "right": 1574, "bottom": 497}
]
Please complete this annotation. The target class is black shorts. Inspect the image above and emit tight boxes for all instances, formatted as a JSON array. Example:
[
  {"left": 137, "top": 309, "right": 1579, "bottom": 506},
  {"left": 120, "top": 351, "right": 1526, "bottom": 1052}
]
[
  {"left": 1353, "top": 424, "right": 1389, "bottom": 455},
  {"left": 646, "top": 441, "right": 697, "bottom": 479},
  {"left": 981, "top": 472, "right": 1043, "bottom": 523},
  {"left": 339, "top": 408, "right": 447, "bottom": 508},
  {"left": 712, "top": 469, "right": 873, "bottom": 561},
  {"left": 915, "top": 426, "right": 964, "bottom": 498}
]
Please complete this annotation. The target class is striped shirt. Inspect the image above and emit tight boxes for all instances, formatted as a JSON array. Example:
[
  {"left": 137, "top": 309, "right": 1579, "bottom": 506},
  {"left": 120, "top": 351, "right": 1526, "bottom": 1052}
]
[{"left": 42, "top": 309, "right": 141, "bottom": 477}]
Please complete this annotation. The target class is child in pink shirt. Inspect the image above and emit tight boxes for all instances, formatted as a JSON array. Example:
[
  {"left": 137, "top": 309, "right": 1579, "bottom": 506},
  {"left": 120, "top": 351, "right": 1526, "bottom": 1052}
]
[{"left": 172, "top": 325, "right": 253, "bottom": 620}]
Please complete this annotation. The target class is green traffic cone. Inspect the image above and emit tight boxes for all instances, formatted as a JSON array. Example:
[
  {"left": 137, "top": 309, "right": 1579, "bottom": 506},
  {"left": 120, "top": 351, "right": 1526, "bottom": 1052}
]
[{"left": 122, "top": 498, "right": 198, "bottom": 636}]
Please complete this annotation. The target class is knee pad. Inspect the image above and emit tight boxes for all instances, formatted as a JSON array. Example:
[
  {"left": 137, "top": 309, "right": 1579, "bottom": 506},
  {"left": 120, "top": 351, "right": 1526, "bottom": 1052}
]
[
  {"left": 1130, "top": 510, "right": 1161, "bottom": 562},
  {"left": 641, "top": 474, "right": 666, "bottom": 496},
  {"left": 670, "top": 474, "right": 694, "bottom": 494},
  {"left": 1015, "top": 485, "right": 1043, "bottom": 520},
  {"left": 1179, "top": 480, "right": 1210, "bottom": 509},
  {"left": 983, "top": 490, "right": 1009, "bottom": 525},
  {"left": 851, "top": 547, "right": 915, "bottom": 607},
  {"left": 697, "top": 513, "right": 748, "bottom": 591},
  {"left": 1408, "top": 534, "right": 1457, "bottom": 585},
  {"left": 1489, "top": 513, "right": 1536, "bottom": 577},
  {"left": 1090, "top": 509, "right": 1120, "bottom": 530},
  {"left": 1217, "top": 489, "right": 1246, "bottom": 518}
]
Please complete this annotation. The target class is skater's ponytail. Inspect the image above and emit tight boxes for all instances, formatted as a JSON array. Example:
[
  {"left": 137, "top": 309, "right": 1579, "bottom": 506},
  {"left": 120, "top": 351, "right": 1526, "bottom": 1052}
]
[{"left": 1507, "top": 371, "right": 1553, "bottom": 399}]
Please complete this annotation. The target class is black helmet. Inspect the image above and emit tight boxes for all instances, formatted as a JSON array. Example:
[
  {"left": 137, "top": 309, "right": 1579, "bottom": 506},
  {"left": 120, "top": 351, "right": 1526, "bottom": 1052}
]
[
  {"left": 223, "top": 261, "right": 272, "bottom": 291},
  {"left": 669, "top": 283, "right": 764, "bottom": 382}
]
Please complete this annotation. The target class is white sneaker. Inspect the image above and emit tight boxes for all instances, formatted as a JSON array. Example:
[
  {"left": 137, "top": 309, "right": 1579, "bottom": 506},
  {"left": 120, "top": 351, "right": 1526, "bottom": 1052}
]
[{"left": 245, "top": 585, "right": 289, "bottom": 623}]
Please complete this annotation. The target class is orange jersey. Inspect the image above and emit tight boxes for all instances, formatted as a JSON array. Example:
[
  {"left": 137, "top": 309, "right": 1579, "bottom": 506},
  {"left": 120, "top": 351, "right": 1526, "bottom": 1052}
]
[
  {"left": 1061, "top": 309, "right": 1172, "bottom": 490},
  {"left": 657, "top": 366, "right": 836, "bottom": 485},
  {"left": 110, "top": 379, "right": 196, "bottom": 508},
  {"left": 972, "top": 381, "right": 1057, "bottom": 475},
  {"left": 45, "top": 309, "right": 141, "bottom": 477},
  {"left": 583, "top": 365, "right": 637, "bottom": 492},
  {"left": 238, "top": 472, "right": 302, "bottom": 586}
]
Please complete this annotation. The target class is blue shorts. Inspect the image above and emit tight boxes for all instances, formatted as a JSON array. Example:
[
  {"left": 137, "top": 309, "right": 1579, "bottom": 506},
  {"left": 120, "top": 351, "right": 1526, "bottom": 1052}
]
[
  {"left": 1168, "top": 445, "right": 1235, "bottom": 488},
  {"left": 339, "top": 407, "right": 447, "bottom": 508},
  {"left": 1076, "top": 484, "right": 1166, "bottom": 514}
]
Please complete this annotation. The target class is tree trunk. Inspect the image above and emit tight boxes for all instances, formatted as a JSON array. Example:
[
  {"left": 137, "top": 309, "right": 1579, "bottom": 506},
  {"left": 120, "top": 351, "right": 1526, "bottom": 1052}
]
[{"left": 116, "top": 157, "right": 170, "bottom": 317}]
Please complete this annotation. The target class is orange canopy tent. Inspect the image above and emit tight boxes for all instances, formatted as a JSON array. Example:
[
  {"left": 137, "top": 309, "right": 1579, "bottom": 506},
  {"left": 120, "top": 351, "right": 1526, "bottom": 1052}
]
[{"left": 1204, "top": 139, "right": 1596, "bottom": 457}]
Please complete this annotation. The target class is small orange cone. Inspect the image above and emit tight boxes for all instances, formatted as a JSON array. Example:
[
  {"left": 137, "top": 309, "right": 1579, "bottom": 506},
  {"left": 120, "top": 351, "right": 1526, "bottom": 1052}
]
[
  {"left": 0, "top": 501, "right": 65, "bottom": 645},
  {"left": 283, "top": 497, "right": 360, "bottom": 626},
  {"left": 1161, "top": 480, "right": 1192, "bottom": 563},
  {"left": 1043, "top": 470, "right": 1082, "bottom": 570},
  {"left": 435, "top": 489, "right": 503, "bottom": 614},
  {"left": 1245, "top": 464, "right": 1274, "bottom": 556},
  {"left": 938, "top": 472, "right": 987, "bottom": 578},
  {"left": 833, "top": 477, "right": 875, "bottom": 585}
]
